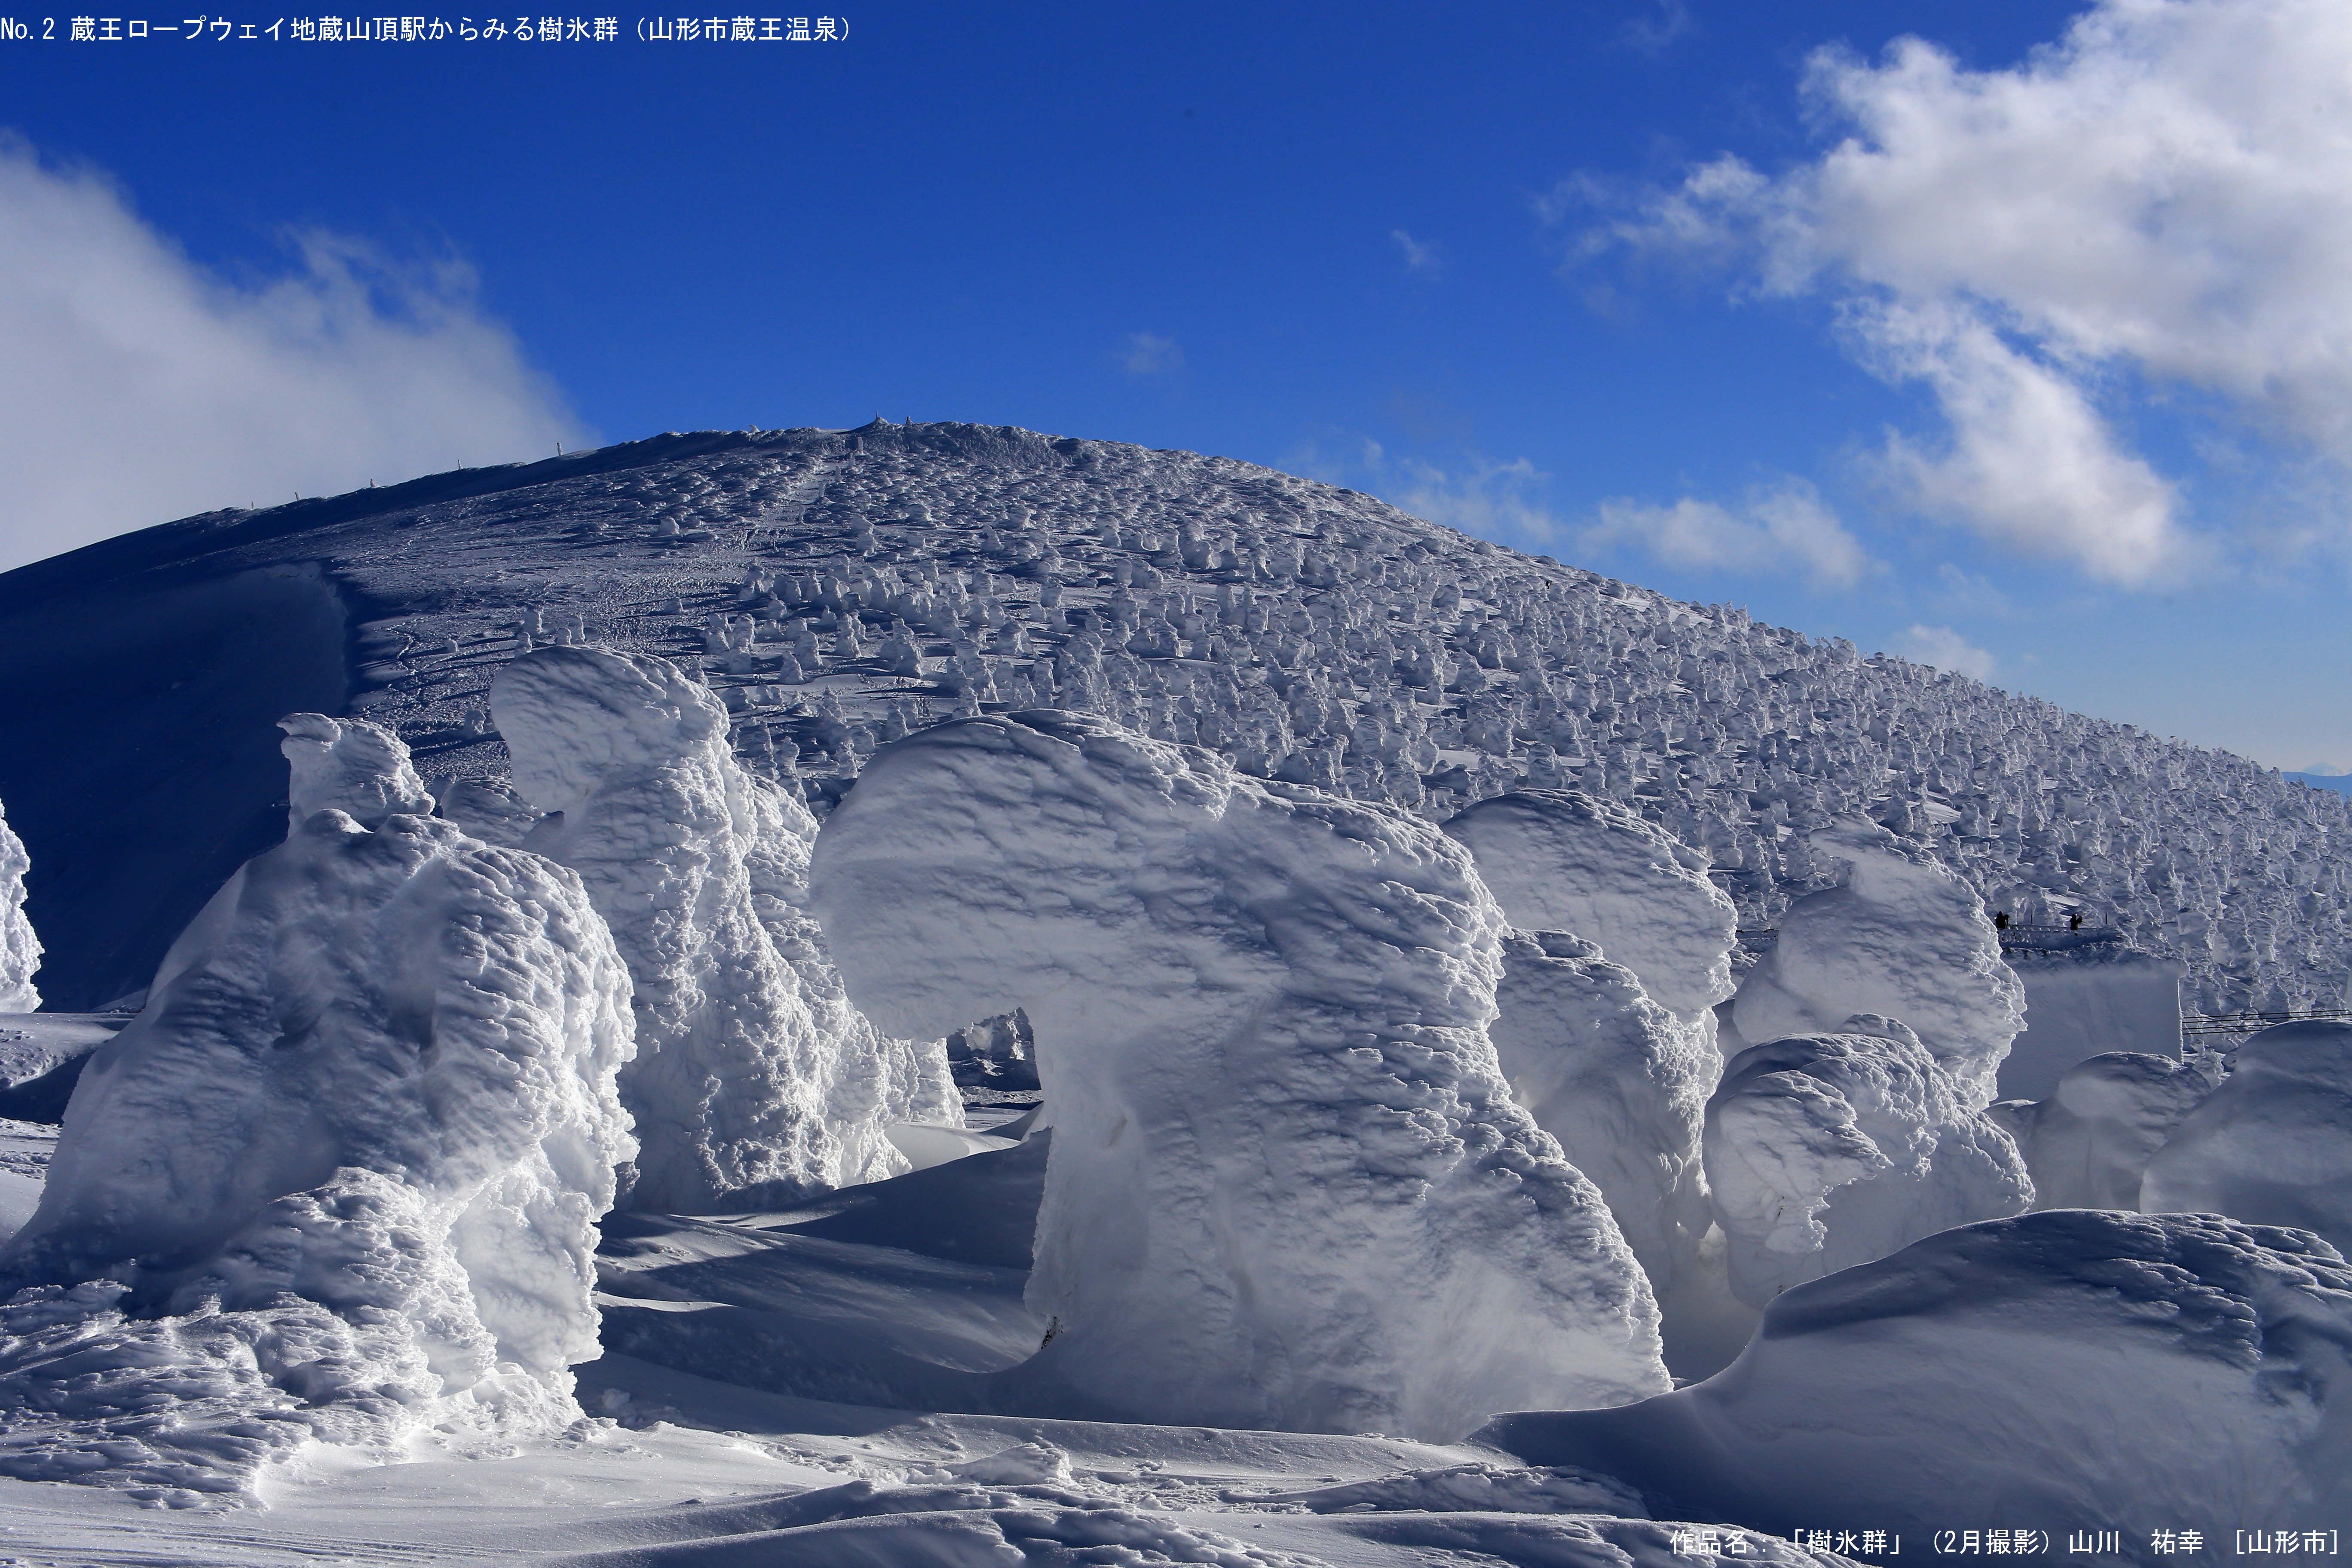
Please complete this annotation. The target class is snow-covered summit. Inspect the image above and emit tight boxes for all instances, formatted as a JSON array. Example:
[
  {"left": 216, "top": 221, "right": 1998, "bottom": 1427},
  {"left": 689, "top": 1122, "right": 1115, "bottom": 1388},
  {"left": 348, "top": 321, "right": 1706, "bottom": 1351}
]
[{"left": 0, "top": 420, "right": 2342, "bottom": 1034}]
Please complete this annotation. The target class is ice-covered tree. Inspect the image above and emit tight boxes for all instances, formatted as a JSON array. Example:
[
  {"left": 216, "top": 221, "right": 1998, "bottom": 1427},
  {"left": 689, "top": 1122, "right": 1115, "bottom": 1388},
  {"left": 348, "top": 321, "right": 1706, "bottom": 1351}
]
[
  {"left": 808, "top": 709, "right": 1668, "bottom": 1440},
  {"left": 491, "top": 646, "right": 956, "bottom": 1213},
  {"left": 1703, "top": 1018, "right": 2031, "bottom": 1307},
  {"left": 0, "top": 797, "right": 39, "bottom": 1013},
  {"left": 0, "top": 717, "right": 634, "bottom": 1498}
]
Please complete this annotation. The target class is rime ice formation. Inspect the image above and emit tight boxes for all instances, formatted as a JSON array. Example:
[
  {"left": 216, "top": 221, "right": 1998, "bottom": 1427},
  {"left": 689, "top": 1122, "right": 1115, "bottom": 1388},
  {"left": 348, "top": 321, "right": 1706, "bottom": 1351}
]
[
  {"left": 1703, "top": 1020, "right": 2032, "bottom": 1308},
  {"left": 277, "top": 712, "right": 436, "bottom": 831},
  {"left": 0, "top": 723, "right": 634, "bottom": 1498},
  {"left": 1483, "top": 1211, "right": 2352, "bottom": 1546},
  {"left": 2141, "top": 1021, "right": 2352, "bottom": 1252},
  {"left": 1484, "top": 932, "right": 1716, "bottom": 1292},
  {"left": 490, "top": 646, "right": 956, "bottom": 1214},
  {"left": 0, "top": 798, "right": 37, "bottom": 1012},
  {"left": 808, "top": 709, "right": 1669, "bottom": 1440},
  {"left": 434, "top": 778, "right": 543, "bottom": 848},
  {"left": 1989, "top": 1050, "right": 2222, "bottom": 1212},
  {"left": 1733, "top": 818, "right": 2024, "bottom": 1108},
  {"left": 1445, "top": 789, "right": 1737, "bottom": 1019}
]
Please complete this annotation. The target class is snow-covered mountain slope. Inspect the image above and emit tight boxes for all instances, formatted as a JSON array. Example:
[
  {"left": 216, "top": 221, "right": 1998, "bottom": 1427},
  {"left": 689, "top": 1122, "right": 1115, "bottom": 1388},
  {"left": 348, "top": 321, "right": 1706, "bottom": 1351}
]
[{"left": 1, "top": 419, "right": 2342, "bottom": 1023}]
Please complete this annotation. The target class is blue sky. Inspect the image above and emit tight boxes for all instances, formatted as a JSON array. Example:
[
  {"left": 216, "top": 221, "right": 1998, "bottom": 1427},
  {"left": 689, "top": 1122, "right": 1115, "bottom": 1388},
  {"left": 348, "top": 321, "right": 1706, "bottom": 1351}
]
[{"left": 4, "top": 0, "right": 2349, "bottom": 770}]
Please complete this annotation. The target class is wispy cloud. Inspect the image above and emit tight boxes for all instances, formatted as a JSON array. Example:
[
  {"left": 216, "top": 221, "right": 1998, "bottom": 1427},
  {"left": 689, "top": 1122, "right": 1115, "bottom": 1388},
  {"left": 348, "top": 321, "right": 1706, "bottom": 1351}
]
[
  {"left": 1384, "top": 450, "right": 1557, "bottom": 542},
  {"left": 1390, "top": 229, "right": 1442, "bottom": 278},
  {"left": 0, "top": 136, "right": 584, "bottom": 573},
  {"left": 1930, "top": 563, "right": 2012, "bottom": 619},
  {"left": 1583, "top": 478, "right": 1874, "bottom": 588},
  {"left": 1291, "top": 435, "right": 1562, "bottom": 548},
  {"left": 1120, "top": 331, "right": 1184, "bottom": 377},
  {"left": 1616, "top": 0, "right": 1694, "bottom": 55},
  {"left": 1895, "top": 623, "right": 1998, "bottom": 681},
  {"left": 1562, "top": 0, "right": 2352, "bottom": 582}
]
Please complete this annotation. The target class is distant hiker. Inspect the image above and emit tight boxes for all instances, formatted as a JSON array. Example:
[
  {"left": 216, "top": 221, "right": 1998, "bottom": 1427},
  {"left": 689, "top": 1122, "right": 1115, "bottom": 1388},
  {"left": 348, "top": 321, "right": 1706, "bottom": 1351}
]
[
  {"left": 1995, "top": 910, "right": 2009, "bottom": 930},
  {"left": 2069, "top": 912, "right": 2083, "bottom": 932}
]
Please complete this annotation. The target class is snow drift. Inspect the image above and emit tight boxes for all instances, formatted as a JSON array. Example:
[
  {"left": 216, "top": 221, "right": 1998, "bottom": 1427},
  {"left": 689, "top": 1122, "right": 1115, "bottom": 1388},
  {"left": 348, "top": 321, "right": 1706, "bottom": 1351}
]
[
  {"left": 1703, "top": 1020, "right": 2032, "bottom": 1308},
  {"left": 490, "top": 646, "right": 956, "bottom": 1213},
  {"left": 0, "top": 796, "right": 37, "bottom": 1012},
  {"left": 808, "top": 708, "right": 1668, "bottom": 1440},
  {"left": 2141, "top": 1020, "right": 2352, "bottom": 1253},
  {"left": 1484, "top": 1210, "right": 2352, "bottom": 1552},
  {"left": 1733, "top": 817, "right": 2024, "bottom": 1107},
  {"left": 0, "top": 715, "right": 635, "bottom": 1498}
]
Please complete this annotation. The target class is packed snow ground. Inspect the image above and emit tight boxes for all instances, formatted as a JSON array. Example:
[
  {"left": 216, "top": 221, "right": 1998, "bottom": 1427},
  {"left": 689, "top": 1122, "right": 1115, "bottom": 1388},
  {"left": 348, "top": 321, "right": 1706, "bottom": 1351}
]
[{"left": 0, "top": 1109, "right": 1859, "bottom": 1568}]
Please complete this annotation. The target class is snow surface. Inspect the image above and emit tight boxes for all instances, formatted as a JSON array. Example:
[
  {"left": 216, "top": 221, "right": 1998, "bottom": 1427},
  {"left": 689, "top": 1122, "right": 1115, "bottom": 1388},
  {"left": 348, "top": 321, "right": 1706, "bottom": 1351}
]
[
  {"left": 1733, "top": 817, "right": 2024, "bottom": 1107},
  {"left": 0, "top": 799, "right": 37, "bottom": 1012},
  {"left": 1990, "top": 1049, "right": 2223, "bottom": 1211},
  {"left": 1485, "top": 1210, "right": 2352, "bottom": 1553},
  {"left": 1445, "top": 787, "right": 1738, "bottom": 1019},
  {"left": 808, "top": 709, "right": 1669, "bottom": 1440},
  {"left": 0, "top": 1118, "right": 49, "bottom": 1247},
  {"left": 490, "top": 646, "right": 957, "bottom": 1213},
  {"left": 0, "top": 720, "right": 635, "bottom": 1500},
  {"left": 2141, "top": 1020, "right": 2352, "bottom": 1252},
  {"left": 1703, "top": 1020, "right": 2032, "bottom": 1308},
  {"left": 0, "top": 1334, "right": 1857, "bottom": 1568},
  {"left": 0, "top": 1012, "right": 124, "bottom": 1124}
]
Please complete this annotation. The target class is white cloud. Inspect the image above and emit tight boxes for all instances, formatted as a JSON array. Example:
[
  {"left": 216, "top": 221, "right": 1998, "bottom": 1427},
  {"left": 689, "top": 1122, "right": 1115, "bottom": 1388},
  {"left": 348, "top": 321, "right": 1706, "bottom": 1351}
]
[
  {"left": 1390, "top": 229, "right": 1442, "bottom": 278},
  {"left": 1573, "top": 0, "right": 2352, "bottom": 581},
  {"left": 0, "top": 138, "right": 584, "bottom": 573},
  {"left": 1583, "top": 478, "right": 1873, "bottom": 588},
  {"left": 1895, "top": 623, "right": 1998, "bottom": 682},
  {"left": 1853, "top": 299, "right": 2186, "bottom": 585},
  {"left": 1120, "top": 331, "right": 1184, "bottom": 376}
]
